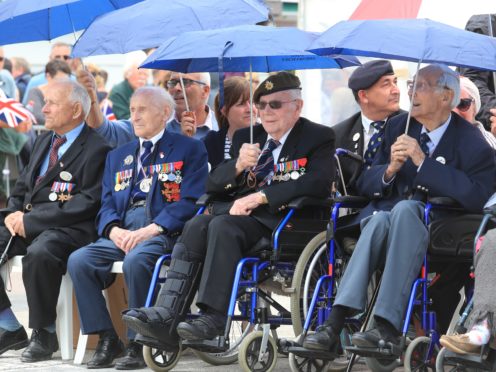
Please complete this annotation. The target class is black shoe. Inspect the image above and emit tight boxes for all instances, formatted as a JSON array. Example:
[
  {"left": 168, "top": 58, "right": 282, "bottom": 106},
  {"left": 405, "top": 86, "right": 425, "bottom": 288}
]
[
  {"left": 0, "top": 326, "right": 29, "bottom": 355},
  {"left": 351, "top": 328, "right": 400, "bottom": 348},
  {"left": 87, "top": 334, "right": 125, "bottom": 369},
  {"left": 20, "top": 329, "right": 59, "bottom": 362},
  {"left": 115, "top": 341, "right": 145, "bottom": 370},
  {"left": 176, "top": 313, "right": 224, "bottom": 341},
  {"left": 302, "top": 325, "right": 340, "bottom": 352}
]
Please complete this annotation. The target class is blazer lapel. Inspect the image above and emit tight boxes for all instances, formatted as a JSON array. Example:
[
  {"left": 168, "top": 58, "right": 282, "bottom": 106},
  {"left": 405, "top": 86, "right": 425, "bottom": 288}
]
[
  {"left": 277, "top": 119, "right": 303, "bottom": 163},
  {"left": 29, "top": 134, "right": 52, "bottom": 190},
  {"left": 430, "top": 117, "right": 456, "bottom": 163}
]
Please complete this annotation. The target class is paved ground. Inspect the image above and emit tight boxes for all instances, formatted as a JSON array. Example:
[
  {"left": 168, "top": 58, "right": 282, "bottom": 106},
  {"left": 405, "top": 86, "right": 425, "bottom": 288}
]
[{"left": 1, "top": 272, "right": 394, "bottom": 371}]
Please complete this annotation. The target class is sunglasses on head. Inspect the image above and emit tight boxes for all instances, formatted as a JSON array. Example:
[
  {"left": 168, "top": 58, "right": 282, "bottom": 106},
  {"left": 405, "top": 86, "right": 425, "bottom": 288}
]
[
  {"left": 166, "top": 78, "right": 206, "bottom": 89},
  {"left": 457, "top": 98, "right": 474, "bottom": 112},
  {"left": 54, "top": 55, "right": 71, "bottom": 61},
  {"left": 255, "top": 99, "right": 297, "bottom": 110}
]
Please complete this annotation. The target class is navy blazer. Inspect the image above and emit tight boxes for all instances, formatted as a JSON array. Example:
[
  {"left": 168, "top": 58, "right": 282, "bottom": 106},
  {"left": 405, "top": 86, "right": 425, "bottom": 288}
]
[
  {"left": 355, "top": 112, "right": 496, "bottom": 221},
  {"left": 97, "top": 130, "right": 208, "bottom": 236}
]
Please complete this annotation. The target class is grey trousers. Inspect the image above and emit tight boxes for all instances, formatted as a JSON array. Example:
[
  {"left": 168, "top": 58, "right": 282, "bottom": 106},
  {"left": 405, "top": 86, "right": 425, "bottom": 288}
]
[{"left": 334, "top": 200, "right": 428, "bottom": 330}]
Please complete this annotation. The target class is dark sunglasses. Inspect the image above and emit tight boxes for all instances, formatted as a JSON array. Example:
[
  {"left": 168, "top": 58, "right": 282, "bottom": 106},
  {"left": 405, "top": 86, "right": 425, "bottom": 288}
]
[
  {"left": 457, "top": 98, "right": 474, "bottom": 112},
  {"left": 255, "top": 99, "right": 297, "bottom": 110},
  {"left": 54, "top": 55, "right": 71, "bottom": 61},
  {"left": 166, "top": 78, "right": 206, "bottom": 89}
]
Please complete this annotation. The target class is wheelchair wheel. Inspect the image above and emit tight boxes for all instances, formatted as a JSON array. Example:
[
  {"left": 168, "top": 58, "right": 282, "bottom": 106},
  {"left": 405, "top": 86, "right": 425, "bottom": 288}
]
[
  {"left": 404, "top": 336, "right": 439, "bottom": 371},
  {"left": 238, "top": 330, "right": 278, "bottom": 372},
  {"left": 143, "top": 344, "right": 181, "bottom": 372},
  {"left": 290, "top": 231, "right": 330, "bottom": 335},
  {"left": 193, "top": 320, "right": 254, "bottom": 365},
  {"left": 288, "top": 333, "right": 331, "bottom": 372},
  {"left": 363, "top": 319, "right": 400, "bottom": 372}
]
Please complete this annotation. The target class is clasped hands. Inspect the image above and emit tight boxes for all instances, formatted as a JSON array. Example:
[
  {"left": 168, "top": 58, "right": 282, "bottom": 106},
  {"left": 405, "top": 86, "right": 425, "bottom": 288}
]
[
  {"left": 385, "top": 134, "right": 425, "bottom": 181},
  {"left": 109, "top": 224, "right": 159, "bottom": 254}
]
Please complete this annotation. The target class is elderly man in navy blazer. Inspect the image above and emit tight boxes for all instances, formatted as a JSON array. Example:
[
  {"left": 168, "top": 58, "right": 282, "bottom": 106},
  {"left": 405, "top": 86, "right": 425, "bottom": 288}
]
[
  {"left": 301, "top": 64, "right": 495, "bottom": 354},
  {"left": 67, "top": 86, "right": 208, "bottom": 370}
]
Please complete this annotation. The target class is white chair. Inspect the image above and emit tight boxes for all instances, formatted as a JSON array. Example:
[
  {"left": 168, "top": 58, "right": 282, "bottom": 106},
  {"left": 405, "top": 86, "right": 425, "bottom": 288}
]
[{"left": 0, "top": 255, "right": 74, "bottom": 360}]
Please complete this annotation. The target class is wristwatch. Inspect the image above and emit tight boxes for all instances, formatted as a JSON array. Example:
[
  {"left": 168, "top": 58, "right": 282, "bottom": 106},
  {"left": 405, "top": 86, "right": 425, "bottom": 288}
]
[
  {"left": 259, "top": 190, "right": 268, "bottom": 204},
  {"left": 155, "top": 224, "right": 167, "bottom": 235}
]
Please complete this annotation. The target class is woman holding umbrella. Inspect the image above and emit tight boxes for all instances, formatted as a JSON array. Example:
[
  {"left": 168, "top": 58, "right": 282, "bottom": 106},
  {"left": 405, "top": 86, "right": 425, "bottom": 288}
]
[{"left": 202, "top": 76, "right": 256, "bottom": 168}]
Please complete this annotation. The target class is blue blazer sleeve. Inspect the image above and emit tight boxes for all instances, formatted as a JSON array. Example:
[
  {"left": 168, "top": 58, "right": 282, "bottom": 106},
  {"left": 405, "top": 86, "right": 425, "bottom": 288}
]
[{"left": 96, "top": 118, "right": 135, "bottom": 149}]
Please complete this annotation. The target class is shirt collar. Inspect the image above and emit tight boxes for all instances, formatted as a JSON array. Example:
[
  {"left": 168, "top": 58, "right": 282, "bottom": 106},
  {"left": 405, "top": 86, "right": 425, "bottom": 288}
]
[
  {"left": 55, "top": 121, "right": 84, "bottom": 141},
  {"left": 267, "top": 127, "right": 292, "bottom": 148},
  {"left": 361, "top": 114, "right": 388, "bottom": 134},
  {"left": 420, "top": 114, "right": 451, "bottom": 148},
  {"left": 139, "top": 128, "right": 165, "bottom": 149}
]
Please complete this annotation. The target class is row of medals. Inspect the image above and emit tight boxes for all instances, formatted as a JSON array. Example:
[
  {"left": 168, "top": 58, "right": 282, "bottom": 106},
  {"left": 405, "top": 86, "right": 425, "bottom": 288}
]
[
  {"left": 115, "top": 171, "right": 182, "bottom": 193},
  {"left": 273, "top": 168, "right": 305, "bottom": 182}
]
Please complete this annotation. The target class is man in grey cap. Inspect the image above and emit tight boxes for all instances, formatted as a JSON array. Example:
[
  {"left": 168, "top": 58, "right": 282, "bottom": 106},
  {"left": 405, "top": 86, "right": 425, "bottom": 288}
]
[{"left": 333, "top": 59, "right": 402, "bottom": 196}]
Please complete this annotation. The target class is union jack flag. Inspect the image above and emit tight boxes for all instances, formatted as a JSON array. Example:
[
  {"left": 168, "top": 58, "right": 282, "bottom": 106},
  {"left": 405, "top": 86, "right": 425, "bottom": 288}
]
[
  {"left": 101, "top": 99, "right": 116, "bottom": 121},
  {"left": 0, "top": 96, "right": 37, "bottom": 128}
]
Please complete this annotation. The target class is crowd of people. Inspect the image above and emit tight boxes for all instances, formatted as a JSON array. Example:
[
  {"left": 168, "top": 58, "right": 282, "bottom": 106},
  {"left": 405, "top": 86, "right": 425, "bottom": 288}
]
[{"left": 0, "top": 29, "right": 495, "bottom": 371}]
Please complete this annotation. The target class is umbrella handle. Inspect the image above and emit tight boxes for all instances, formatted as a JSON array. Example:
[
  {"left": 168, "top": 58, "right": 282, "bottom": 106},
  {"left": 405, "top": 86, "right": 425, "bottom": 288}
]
[
  {"left": 0, "top": 235, "right": 14, "bottom": 266},
  {"left": 179, "top": 76, "right": 190, "bottom": 112}
]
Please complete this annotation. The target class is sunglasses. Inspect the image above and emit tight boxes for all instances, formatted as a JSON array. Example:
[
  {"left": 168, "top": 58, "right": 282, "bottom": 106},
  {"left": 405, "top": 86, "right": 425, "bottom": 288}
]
[
  {"left": 457, "top": 98, "right": 475, "bottom": 112},
  {"left": 166, "top": 78, "right": 206, "bottom": 89},
  {"left": 255, "top": 99, "right": 297, "bottom": 110},
  {"left": 53, "top": 55, "right": 71, "bottom": 61}
]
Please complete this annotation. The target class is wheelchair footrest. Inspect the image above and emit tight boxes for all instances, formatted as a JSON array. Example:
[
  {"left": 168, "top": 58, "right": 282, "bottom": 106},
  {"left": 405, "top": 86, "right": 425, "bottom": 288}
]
[
  {"left": 182, "top": 336, "right": 228, "bottom": 353},
  {"left": 444, "top": 349, "right": 493, "bottom": 370},
  {"left": 288, "top": 346, "right": 337, "bottom": 361},
  {"left": 346, "top": 344, "right": 402, "bottom": 359},
  {"left": 134, "top": 333, "right": 180, "bottom": 352}
]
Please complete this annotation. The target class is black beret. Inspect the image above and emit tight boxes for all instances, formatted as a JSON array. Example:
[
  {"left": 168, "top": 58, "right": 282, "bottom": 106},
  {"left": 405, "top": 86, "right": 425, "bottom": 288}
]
[
  {"left": 254, "top": 72, "right": 301, "bottom": 103},
  {"left": 348, "top": 60, "right": 394, "bottom": 91}
]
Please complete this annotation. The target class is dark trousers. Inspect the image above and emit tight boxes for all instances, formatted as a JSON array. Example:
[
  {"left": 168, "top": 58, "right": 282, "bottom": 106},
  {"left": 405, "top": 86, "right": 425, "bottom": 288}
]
[
  {"left": 179, "top": 214, "right": 271, "bottom": 314},
  {"left": 0, "top": 226, "right": 80, "bottom": 329}
]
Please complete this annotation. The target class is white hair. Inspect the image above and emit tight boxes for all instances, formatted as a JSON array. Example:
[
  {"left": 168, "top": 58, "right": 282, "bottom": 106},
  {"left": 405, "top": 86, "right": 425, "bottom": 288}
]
[
  {"left": 196, "top": 72, "right": 211, "bottom": 87},
  {"left": 286, "top": 88, "right": 302, "bottom": 100},
  {"left": 132, "top": 86, "right": 175, "bottom": 121},
  {"left": 460, "top": 76, "right": 481, "bottom": 114},
  {"left": 57, "top": 80, "right": 91, "bottom": 119}
]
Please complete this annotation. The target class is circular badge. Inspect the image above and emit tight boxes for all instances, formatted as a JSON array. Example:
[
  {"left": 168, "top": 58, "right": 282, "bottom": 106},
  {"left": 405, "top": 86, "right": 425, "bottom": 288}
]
[
  {"left": 168, "top": 173, "right": 176, "bottom": 182},
  {"left": 114, "top": 183, "right": 121, "bottom": 192},
  {"left": 139, "top": 178, "right": 152, "bottom": 193},
  {"left": 60, "top": 171, "right": 72, "bottom": 181},
  {"left": 435, "top": 156, "right": 446, "bottom": 164},
  {"left": 283, "top": 173, "right": 291, "bottom": 181},
  {"left": 49, "top": 192, "right": 58, "bottom": 201},
  {"left": 291, "top": 171, "right": 300, "bottom": 180},
  {"left": 353, "top": 132, "right": 361, "bottom": 142},
  {"left": 158, "top": 173, "right": 167, "bottom": 182},
  {"left": 124, "top": 155, "right": 133, "bottom": 165}
]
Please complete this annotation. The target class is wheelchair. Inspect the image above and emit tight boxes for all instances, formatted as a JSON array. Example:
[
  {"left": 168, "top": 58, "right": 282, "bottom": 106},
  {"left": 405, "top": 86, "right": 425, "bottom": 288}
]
[
  {"left": 289, "top": 195, "right": 492, "bottom": 372},
  {"left": 435, "top": 203, "right": 496, "bottom": 372}
]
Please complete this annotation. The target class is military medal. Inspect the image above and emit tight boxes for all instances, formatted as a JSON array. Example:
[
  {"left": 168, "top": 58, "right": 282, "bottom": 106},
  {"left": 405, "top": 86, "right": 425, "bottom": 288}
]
[
  {"left": 158, "top": 172, "right": 168, "bottom": 181},
  {"left": 291, "top": 171, "right": 300, "bottom": 180},
  {"left": 140, "top": 177, "right": 152, "bottom": 192},
  {"left": 168, "top": 173, "right": 176, "bottom": 182},
  {"left": 60, "top": 171, "right": 72, "bottom": 181},
  {"left": 49, "top": 192, "right": 58, "bottom": 201},
  {"left": 115, "top": 183, "right": 121, "bottom": 192}
]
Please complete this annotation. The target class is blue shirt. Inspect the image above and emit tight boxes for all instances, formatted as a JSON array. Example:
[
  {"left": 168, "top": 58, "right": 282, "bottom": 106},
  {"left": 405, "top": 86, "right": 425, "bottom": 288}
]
[
  {"left": 38, "top": 122, "right": 85, "bottom": 177},
  {"left": 420, "top": 114, "right": 451, "bottom": 156}
]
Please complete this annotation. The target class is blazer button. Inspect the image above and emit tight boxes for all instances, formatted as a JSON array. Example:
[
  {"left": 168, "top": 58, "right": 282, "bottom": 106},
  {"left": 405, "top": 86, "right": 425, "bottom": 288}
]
[{"left": 25, "top": 203, "right": 32, "bottom": 211}]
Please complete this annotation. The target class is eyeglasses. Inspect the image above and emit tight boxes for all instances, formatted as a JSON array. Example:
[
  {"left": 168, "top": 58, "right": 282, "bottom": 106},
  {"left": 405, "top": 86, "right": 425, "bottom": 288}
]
[
  {"left": 166, "top": 78, "right": 206, "bottom": 89},
  {"left": 53, "top": 55, "right": 71, "bottom": 61},
  {"left": 0, "top": 57, "right": 4, "bottom": 62},
  {"left": 457, "top": 98, "right": 475, "bottom": 112},
  {"left": 255, "top": 99, "right": 297, "bottom": 110},
  {"left": 406, "top": 80, "right": 449, "bottom": 93}
]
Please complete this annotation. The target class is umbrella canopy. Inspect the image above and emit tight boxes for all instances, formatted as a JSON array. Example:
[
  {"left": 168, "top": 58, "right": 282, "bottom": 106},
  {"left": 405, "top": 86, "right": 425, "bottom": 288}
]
[
  {"left": 0, "top": 0, "right": 143, "bottom": 45},
  {"left": 141, "top": 25, "right": 360, "bottom": 72},
  {"left": 308, "top": 18, "right": 496, "bottom": 71},
  {"left": 72, "top": 0, "right": 269, "bottom": 58}
]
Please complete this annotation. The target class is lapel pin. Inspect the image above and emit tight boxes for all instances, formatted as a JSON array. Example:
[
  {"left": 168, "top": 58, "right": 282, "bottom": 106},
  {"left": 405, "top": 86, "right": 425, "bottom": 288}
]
[
  {"left": 59, "top": 162, "right": 64, "bottom": 167},
  {"left": 159, "top": 152, "right": 165, "bottom": 159},
  {"left": 353, "top": 132, "right": 360, "bottom": 142},
  {"left": 435, "top": 156, "right": 446, "bottom": 164},
  {"left": 124, "top": 155, "right": 133, "bottom": 165},
  {"left": 60, "top": 171, "right": 72, "bottom": 181}
]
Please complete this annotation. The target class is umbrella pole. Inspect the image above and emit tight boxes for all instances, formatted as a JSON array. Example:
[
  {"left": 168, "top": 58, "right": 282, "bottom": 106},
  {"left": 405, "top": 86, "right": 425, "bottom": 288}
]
[
  {"left": 488, "top": 15, "right": 496, "bottom": 88},
  {"left": 249, "top": 60, "right": 253, "bottom": 144},
  {"left": 405, "top": 59, "right": 422, "bottom": 134},
  {"left": 67, "top": 6, "right": 85, "bottom": 69},
  {"left": 179, "top": 75, "right": 190, "bottom": 112}
]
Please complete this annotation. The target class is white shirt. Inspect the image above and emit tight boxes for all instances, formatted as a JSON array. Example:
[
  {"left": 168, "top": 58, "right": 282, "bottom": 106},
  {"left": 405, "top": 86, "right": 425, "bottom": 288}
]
[
  {"left": 138, "top": 128, "right": 165, "bottom": 168},
  {"left": 266, "top": 127, "right": 292, "bottom": 163}
]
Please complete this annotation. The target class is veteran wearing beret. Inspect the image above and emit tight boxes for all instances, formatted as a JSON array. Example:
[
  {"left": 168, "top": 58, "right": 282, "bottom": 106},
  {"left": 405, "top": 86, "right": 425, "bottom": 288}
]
[
  {"left": 122, "top": 72, "right": 336, "bottom": 350},
  {"left": 333, "top": 59, "right": 403, "bottom": 196},
  {"left": 67, "top": 87, "right": 208, "bottom": 369}
]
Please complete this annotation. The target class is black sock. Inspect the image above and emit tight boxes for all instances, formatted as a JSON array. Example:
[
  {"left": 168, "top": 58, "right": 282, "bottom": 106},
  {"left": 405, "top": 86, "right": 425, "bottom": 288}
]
[
  {"left": 99, "top": 328, "right": 118, "bottom": 339},
  {"left": 324, "top": 305, "right": 349, "bottom": 333},
  {"left": 374, "top": 316, "right": 399, "bottom": 338}
]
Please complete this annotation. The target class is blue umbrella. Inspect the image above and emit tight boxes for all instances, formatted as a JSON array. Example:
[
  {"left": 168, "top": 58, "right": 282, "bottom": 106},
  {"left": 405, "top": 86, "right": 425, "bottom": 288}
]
[
  {"left": 308, "top": 18, "right": 496, "bottom": 71},
  {"left": 141, "top": 25, "right": 360, "bottom": 142},
  {"left": 72, "top": 0, "right": 269, "bottom": 58},
  {"left": 308, "top": 18, "right": 496, "bottom": 132},
  {"left": 141, "top": 25, "right": 360, "bottom": 72},
  {"left": 0, "top": 0, "right": 143, "bottom": 45}
]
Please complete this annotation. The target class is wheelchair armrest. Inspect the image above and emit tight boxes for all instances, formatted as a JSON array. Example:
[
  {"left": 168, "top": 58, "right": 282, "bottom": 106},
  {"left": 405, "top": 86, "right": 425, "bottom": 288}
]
[
  {"left": 427, "top": 196, "right": 464, "bottom": 210},
  {"left": 287, "top": 196, "right": 333, "bottom": 210},
  {"left": 335, "top": 148, "right": 363, "bottom": 163},
  {"left": 196, "top": 193, "right": 216, "bottom": 206},
  {"left": 483, "top": 204, "right": 496, "bottom": 216},
  {"left": 334, "top": 195, "right": 369, "bottom": 208}
]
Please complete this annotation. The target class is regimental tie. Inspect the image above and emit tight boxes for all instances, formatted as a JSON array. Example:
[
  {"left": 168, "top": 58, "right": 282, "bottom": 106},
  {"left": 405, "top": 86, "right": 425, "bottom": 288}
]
[
  {"left": 419, "top": 132, "right": 431, "bottom": 157},
  {"left": 131, "top": 140, "right": 154, "bottom": 201},
  {"left": 253, "top": 139, "right": 280, "bottom": 188},
  {"left": 363, "top": 120, "right": 386, "bottom": 166},
  {"left": 36, "top": 135, "right": 67, "bottom": 185}
]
